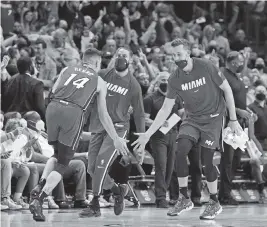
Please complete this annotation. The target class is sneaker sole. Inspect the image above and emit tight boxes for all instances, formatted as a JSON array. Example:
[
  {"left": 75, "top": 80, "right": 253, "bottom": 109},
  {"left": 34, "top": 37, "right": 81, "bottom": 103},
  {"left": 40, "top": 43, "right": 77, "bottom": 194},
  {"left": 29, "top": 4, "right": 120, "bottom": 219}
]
[
  {"left": 199, "top": 206, "right": 223, "bottom": 220},
  {"left": 167, "top": 202, "right": 194, "bottom": 216},
  {"left": 29, "top": 204, "right": 46, "bottom": 222},
  {"left": 114, "top": 186, "right": 129, "bottom": 216},
  {"left": 79, "top": 212, "right": 101, "bottom": 218}
]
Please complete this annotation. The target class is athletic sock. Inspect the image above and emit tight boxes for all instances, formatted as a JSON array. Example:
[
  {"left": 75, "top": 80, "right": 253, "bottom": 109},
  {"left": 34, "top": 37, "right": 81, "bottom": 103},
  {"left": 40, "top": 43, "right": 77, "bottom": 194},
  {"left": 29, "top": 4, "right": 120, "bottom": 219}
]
[
  {"left": 39, "top": 191, "right": 48, "bottom": 203},
  {"left": 111, "top": 183, "right": 121, "bottom": 195},
  {"left": 210, "top": 193, "right": 218, "bottom": 202},
  {"left": 179, "top": 187, "right": 189, "bottom": 199}
]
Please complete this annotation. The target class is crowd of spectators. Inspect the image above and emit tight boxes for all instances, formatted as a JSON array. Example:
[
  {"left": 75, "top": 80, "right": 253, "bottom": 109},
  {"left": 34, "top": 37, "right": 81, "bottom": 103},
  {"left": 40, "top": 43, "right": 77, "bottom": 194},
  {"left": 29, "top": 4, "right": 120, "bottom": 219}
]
[{"left": 1, "top": 1, "right": 267, "bottom": 210}]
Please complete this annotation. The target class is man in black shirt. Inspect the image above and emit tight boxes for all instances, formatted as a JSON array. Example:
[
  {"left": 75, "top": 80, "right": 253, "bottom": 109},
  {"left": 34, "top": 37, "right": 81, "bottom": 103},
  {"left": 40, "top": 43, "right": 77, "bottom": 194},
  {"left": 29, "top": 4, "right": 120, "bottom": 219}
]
[
  {"left": 143, "top": 73, "right": 180, "bottom": 208},
  {"left": 219, "top": 51, "right": 252, "bottom": 205}
]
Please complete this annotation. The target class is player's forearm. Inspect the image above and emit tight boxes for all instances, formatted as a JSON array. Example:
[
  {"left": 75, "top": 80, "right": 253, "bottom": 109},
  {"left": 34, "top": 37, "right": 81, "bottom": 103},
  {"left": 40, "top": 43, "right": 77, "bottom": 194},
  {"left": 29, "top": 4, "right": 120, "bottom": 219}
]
[
  {"left": 146, "top": 107, "right": 171, "bottom": 138},
  {"left": 223, "top": 87, "right": 238, "bottom": 121},
  {"left": 133, "top": 113, "right": 146, "bottom": 133}
]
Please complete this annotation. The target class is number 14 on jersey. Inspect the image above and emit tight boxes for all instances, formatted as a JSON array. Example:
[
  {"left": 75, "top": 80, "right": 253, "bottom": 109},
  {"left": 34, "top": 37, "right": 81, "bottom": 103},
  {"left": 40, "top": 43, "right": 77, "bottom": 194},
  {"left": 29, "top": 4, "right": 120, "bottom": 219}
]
[{"left": 64, "top": 74, "right": 90, "bottom": 89}]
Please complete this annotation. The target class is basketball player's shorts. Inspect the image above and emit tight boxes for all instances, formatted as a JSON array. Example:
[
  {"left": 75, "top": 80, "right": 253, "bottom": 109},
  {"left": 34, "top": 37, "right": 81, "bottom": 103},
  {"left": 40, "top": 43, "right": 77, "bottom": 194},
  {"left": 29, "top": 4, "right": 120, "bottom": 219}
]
[
  {"left": 46, "top": 100, "right": 85, "bottom": 164},
  {"left": 178, "top": 113, "right": 225, "bottom": 150}
]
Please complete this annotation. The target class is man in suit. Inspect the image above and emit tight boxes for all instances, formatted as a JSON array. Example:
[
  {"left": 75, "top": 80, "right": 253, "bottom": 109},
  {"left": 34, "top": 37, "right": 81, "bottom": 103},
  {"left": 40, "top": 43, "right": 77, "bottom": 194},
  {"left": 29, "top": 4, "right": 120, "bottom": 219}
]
[{"left": 2, "top": 56, "right": 46, "bottom": 121}]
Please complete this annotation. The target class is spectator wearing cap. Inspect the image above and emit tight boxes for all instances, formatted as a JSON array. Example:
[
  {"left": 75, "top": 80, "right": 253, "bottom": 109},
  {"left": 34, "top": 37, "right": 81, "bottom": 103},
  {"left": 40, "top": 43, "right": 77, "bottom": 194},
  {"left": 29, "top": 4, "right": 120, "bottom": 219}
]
[
  {"left": 32, "top": 38, "right": 57, "bottom": 97},
  {"left": 2, "top": 56, "right": 46, "bottom": 122},
  {"left": 101, "top": 51, "right": 113, "bottom": 69},
  {"left": 254, "top": 58, "right": 267, "bottom": 88},
  {"left": 219, "top": 51, "right": 252, "bottom": 205}
]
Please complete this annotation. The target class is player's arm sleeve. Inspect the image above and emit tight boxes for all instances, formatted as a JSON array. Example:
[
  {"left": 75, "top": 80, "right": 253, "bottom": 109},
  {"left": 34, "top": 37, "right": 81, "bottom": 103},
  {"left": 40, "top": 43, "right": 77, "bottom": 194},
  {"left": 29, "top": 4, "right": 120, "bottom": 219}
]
[
  {"left": 51, "top": 67, "right": 68, "bottom": 93},
  {"left": 33, "top": 82, "right": 46, "bottom": 122},
  {"left": 206, "top": 61, "right": 226, "bottom": 87},
  {"left": 96, "top": 77, "right": 119, "bottom": 141},
  {"left": 166, "top": 70, "right": 180, "bottom": 100},
  {"left": 131, "top": 82, "right": 146, "bottom": 133}
]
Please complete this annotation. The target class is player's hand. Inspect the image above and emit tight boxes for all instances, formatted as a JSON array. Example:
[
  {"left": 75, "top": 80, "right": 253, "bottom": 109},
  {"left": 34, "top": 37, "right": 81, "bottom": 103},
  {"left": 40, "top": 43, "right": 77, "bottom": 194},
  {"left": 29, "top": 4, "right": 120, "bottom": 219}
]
[
  {"left": 132, "top": 132, "right": 150, "bottom": 152},
  {"left": 121, "top": 7, "right": 129, "bottom": 18},
  {"left": 12, "top": 127, "right": 24, "bottom": 137},
  {"left": 1, "top": 151, "right": 12, "bottom": 159},
  {"left": 145, "top": 118, "right": 154, "bottom": 127},
  {"left": 232, "top": 5, "right": 239, "bottom": 15},
  {"left": 114, "top": 137, "right": 129, "bottom": 156},
  {"left": 152, "top": 11, "right": 158, "bottom": 22},
  {"left": 228, "top": 120, "right": 243, "bottom": 136},
  {"left": 138, "top": 49, "right": 147, "bottom": 62},
  {"left": 162, "top": 121, "right": 169, "bottom": 128},
  {"left": 134, "top": 147, "right": 145, "bottom": 165},
  {"left": 1, "top": 55, "right": 10, "bottom": 70},
  {"left": 99, "top": 7, "right": 107, "bottom": 17},
  {"left": 236, "top": 109, "right": 251, "bottom": 121}
]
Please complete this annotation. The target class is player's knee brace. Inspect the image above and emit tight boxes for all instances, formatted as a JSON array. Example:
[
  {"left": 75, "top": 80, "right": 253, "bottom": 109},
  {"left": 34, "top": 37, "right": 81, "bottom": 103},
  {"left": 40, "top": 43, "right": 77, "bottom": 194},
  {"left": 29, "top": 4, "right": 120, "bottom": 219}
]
[
  {"left": 202, "top": 164, "right": 218, "bottom": 182},
  {"left": 54, "top": 162, "right": 68, "bottom": 176},
  {"left": 54, "top": 155, "right": 72, "bottom": 176},
  {"left": 176, "top": 138, "right": 194, "bottom": 178}
]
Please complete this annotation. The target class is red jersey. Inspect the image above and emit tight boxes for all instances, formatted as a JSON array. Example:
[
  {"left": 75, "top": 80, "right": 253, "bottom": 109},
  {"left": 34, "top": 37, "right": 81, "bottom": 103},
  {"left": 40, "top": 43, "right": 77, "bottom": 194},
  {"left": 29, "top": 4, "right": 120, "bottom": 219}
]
[{"left": 52, "top": 66, "right": 98, "bottom": 111}]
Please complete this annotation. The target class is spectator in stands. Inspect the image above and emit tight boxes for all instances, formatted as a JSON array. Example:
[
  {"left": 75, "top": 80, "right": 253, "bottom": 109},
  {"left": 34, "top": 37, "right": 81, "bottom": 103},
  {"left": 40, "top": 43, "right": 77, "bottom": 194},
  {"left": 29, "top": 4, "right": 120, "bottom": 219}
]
[
  {"left": 0, "top": 113, "right": 23, "bottom": 210},
  {"left": 43, "top": 28, "right": 81, "bottom": 72},
  {"left": 219, "top": 51, "right": 252, "bottom": 205},
  {"left": 255, "top": 58, "right": 267, "bottom": 88},
  {"left": 6, "top": 47, "right": 20, "bottom": 76},
  {"left": 58, "top": 1, "right": 85, "bottom": 50},
  {"left": 104, "top": 39, "right": 117, "bottom": 55},
  {"left": 2, "top": 56, "right": 46, "bottom": 121},
  {"left": 32, "top": 38, "right": 57, "bottom": 97},
  {"left": 21, "top": 10, "right": 36, "bottom": 34},
  {"left": 230, "top": 29, "right": 248, "bottom": 51},
  {"left": 202, "top": 25, "right": 216, "bottom": 51},
  {"left": 136, "top": 72, "right": 150, "bottom": 97},
  {"left": 114, "top": 30, "right": 127, "bottom": 49},
  {"left": 24, "top": 111, "right": 90, "bottom": 209},
  {"left": 249, "top": 84, "right": 267, "bottom": 150},
  {"left": 149, "top": 47, "right": 164, "bottom": 80},
  {"left": 1, "top": 118, "right": 33, "bottom": 209}
]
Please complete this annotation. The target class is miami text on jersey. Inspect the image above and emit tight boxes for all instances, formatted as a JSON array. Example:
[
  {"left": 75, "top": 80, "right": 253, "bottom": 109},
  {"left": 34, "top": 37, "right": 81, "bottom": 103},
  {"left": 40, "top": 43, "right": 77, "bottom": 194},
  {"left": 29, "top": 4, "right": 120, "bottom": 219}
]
[
  {"left": 181, "top": 77, "right": 206, "bottom": 91},
  {"left": 106, "top": 83, "right": 128, "bottom": 95}
]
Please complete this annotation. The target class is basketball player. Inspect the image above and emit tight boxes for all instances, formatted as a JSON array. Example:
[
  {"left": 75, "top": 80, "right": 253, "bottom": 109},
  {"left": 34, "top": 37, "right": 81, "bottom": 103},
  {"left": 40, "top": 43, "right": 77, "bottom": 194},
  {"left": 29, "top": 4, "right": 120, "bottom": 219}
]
[
  {"left": 79, "top": 47, "right": 145, "bottom": 218},
  {"left": 132, "top": 39, "right": 243, "bottom": 220},
  {"left": 29, "top": 48, "right": 129, "bottom": 222}
]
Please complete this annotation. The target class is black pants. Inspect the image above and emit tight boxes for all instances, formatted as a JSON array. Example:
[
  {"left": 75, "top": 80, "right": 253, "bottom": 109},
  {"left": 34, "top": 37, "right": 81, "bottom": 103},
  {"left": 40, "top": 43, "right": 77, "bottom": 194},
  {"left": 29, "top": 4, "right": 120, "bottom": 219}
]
[
  {"left": 219, "top": 142, "right": 242, "bottom": 199},
  {"left": 169, "top": 144, "right": 202, "bottom": 200},
  {"left": 150, "top": 131, "right": 177, "bottom": 201}
]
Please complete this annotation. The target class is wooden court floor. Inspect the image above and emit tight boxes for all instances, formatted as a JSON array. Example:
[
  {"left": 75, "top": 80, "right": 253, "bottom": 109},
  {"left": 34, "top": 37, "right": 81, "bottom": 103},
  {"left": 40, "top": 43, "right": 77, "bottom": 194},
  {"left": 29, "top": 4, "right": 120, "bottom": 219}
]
[{"left": 1, "top": 205, "right": 267, "bottom": 227}]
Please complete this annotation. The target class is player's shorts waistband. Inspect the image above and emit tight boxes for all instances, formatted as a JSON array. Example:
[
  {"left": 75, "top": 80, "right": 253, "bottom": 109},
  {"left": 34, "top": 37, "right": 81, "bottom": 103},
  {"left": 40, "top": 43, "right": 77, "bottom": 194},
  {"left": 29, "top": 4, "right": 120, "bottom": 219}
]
[{"left": 51, "top": 98, "right": 83, "bottom": 110}]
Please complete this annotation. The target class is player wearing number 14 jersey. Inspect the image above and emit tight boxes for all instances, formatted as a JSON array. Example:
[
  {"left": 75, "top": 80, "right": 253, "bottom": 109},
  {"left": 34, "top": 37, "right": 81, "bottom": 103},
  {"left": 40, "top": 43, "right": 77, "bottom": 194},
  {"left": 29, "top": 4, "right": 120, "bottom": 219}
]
[{"left": 29, "top": 48, "right": 129, "bottom": 222}]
